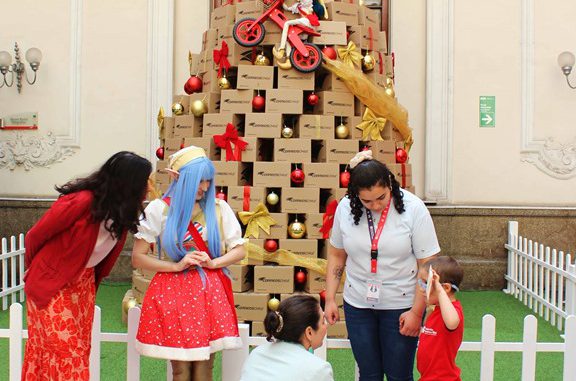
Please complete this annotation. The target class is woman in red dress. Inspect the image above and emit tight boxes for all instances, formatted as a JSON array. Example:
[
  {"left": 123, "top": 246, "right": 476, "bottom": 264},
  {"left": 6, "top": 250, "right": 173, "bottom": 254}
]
[
  {"left": 132, "top": 146, "right": 245, "bottom": 381},
  {"left": 22, "top": 151, "right": 152, "bottom": 380}
]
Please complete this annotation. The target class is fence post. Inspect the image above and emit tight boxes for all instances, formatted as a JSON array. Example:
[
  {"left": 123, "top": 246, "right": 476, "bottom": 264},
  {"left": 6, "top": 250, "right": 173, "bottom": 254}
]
[
  {"left": 127, "top": 307, "right": 141, "bottom": 381},
  {"left": 2, "top": 237, "right": 8, "bottom": 310},
  {"left": 565, "top": 259, "right": 576, "bottom": 318},
  {"left": 9, "top": 303, "right": 23, "bottom": 381},
  {"left": 504, "top": 221, "right": 518, "bottom": 294},
  {"left": 222, "top": 323, "right": 250, "bottom": 381},
  {"left": 479, "top": 314, "right": 495, "bottom": 381},
  {"left": 89, "top": 306, "right": 102, "bottom": 381},
  {"left": 521, "top": 315, "right": 537, "bottom": 381},
  {"left": 564, "top": 315, "right": 576, "bottom": 380},
  {"left": 18, "top": 234, "right": 25, "bottom": 303}
]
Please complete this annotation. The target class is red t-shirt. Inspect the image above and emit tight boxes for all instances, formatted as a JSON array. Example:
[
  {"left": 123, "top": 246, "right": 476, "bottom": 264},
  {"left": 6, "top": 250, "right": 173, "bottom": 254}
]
[{"left": 417, "top": 300, "right": 464, "bottom": 381}]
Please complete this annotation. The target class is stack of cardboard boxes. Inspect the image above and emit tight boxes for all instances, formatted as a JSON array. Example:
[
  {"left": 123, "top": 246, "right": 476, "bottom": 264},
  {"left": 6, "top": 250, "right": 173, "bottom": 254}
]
[{"left": 131, "top": 0, "right": 413, "bottom": 339}]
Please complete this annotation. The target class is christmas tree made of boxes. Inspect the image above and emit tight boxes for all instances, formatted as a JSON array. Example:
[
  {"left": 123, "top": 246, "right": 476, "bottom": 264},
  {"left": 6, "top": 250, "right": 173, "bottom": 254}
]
[{"left": 127, "top": 0, "right": 414, "bottom": 339}]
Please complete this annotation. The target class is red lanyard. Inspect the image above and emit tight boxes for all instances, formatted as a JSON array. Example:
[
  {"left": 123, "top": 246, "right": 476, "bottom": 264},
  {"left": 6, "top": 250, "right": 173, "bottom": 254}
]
[{"left": 366, "top": 199, "right": 391, "bottom": 274}]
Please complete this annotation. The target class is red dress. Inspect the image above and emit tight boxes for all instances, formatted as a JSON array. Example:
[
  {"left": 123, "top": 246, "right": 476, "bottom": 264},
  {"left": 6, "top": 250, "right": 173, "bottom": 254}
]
[{"left": 135, "top": 204, "right": 241, "bottom": 361}]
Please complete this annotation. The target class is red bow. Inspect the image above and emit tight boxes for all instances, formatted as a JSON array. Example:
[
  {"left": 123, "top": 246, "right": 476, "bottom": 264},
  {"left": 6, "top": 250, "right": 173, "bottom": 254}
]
[
  {"left": 213, "top": 123, "right": 247, "bottom": 161},
  {"left": 319, "top": 199, "right": 338, "bottom": 239},
  {"left": 213, "top": 41, "right": 231, "bottom": 78}
]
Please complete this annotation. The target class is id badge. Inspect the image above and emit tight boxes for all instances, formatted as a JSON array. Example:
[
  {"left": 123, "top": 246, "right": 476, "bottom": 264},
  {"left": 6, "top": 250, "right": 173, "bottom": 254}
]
[{"left": 366, "top": 279, "right": 380, "bottom": 303}]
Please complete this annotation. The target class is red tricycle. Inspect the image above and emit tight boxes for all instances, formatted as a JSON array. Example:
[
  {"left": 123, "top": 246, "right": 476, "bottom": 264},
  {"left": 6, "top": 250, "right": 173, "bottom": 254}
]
[{"left": 232, "top": 0, "right": 322, "bottom": 73}]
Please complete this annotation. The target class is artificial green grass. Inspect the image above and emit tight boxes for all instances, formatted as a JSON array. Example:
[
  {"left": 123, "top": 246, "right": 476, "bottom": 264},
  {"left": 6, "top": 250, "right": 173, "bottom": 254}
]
[{"left": 0, "top": 288, "right": 565, "bottom": 380}]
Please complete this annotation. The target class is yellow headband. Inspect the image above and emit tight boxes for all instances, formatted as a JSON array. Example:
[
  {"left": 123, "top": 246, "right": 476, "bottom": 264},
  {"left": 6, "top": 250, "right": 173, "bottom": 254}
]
[{"left": 169, "top": 146, "right": 207, "bottom": 172}]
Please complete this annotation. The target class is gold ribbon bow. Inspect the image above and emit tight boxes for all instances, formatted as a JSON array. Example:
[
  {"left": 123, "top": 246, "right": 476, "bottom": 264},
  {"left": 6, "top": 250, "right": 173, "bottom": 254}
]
[
  {"left": 238, "top": 202, "right": 277, "bottom": 239},
  {"left": 356, "top": 107, "right": 387, "bottom": 141},
  {"left": 337, "top": 41, "right": 363, "bottom": 68}
]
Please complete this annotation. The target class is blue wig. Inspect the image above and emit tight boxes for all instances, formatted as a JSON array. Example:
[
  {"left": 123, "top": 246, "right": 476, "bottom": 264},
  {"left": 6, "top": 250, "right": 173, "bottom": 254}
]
[{"left": 161, "top": 156, "right": 221, "bottom": 264}]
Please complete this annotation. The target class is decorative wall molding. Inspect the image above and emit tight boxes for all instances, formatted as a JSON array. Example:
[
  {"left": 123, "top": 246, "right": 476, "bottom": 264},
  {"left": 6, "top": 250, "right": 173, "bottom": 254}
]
[
  {"left": 520, "top": 0, "right": 576, "bottom": 179},
  {"left": 424, "top": 0, "right": 454, "bottom": 201},
  {"left": 146, "top": 0, "right": 174, "bottom": 164},
  {"left": 0, "top": 132, "right": 75, "bottom": 170}
]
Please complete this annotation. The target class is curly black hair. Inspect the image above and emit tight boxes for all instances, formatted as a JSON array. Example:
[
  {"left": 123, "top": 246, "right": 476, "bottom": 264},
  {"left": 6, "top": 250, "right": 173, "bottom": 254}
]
[
  {"left": 348, "top": 159, "right": 405, "bottom": 225},
  {"left": 55, "top": 151, "right": 152, "bottom": 238}
]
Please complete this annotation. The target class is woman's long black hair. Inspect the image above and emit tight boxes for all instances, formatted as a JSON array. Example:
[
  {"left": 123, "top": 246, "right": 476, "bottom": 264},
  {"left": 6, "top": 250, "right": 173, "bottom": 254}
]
[
  {"left": 55, "top": 151, "right": 152, "bottom": 238},
  {"left": 348, "top": 159, "right": 405, "bottom": 225}
]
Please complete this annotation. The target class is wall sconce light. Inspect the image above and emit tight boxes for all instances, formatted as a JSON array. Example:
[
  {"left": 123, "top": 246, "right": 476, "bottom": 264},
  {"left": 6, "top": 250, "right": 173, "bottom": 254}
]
[
  {"left": 0, "top": 42, "right": 42, "bottom": 93},
  {"left": 557, "top": 51, "right": 576, "bottom": 89}
]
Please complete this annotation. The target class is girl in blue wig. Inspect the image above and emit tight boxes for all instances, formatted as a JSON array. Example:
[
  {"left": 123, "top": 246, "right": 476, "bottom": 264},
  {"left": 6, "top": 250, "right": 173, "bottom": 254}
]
[{"left": 132, "top": 146, "right": 246, "bottom": 381}]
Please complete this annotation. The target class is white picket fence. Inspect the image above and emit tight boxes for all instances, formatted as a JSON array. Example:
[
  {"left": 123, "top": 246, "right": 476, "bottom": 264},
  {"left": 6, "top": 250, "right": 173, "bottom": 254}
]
[
  {"left": 1, "top": 303, "right": 575, "bottom": 381},
  {"left": 0, "top": 234, "right": 25, "bottom": 311},
  {"left": 504, "top": 221, "right": 576, "bottom": 331}
]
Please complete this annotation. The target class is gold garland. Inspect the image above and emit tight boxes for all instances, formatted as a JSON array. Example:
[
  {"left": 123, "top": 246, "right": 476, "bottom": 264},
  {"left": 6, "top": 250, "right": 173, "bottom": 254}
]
[{"left": 242, "top": 241, "right": 327, "bottom": 275}]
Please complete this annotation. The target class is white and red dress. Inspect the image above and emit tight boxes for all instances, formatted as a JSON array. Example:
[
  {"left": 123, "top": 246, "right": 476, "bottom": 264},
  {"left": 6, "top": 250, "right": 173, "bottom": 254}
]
[{"left": 134, "top": 198, "right": 244, "bottom": 361}]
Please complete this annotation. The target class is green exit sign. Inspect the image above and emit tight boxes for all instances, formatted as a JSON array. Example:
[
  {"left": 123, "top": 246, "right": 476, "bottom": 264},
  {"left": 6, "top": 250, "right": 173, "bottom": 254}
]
[{"left": 479, "top": 96, "right": 495, "bottom": 128}]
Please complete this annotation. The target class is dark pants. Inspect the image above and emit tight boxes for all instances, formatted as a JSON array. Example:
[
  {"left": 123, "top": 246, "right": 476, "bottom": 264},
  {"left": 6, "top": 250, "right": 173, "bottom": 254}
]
[{"left": 344, "top": 301, "right": 419, "bottom": 381}]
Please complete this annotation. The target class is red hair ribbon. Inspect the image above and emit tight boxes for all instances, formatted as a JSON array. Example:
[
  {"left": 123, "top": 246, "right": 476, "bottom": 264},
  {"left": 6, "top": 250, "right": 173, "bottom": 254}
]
[
  {"left": 378, "top": 51, "right": 384, "bottom": 75},
  {"left": 319, "top": 199, "right": 339, "bottom": 239},
  {"left": 401, "top": 163, "right": 406, "bottom": 188},
  {"left": 213, "top": 123, "right": 247, "bottom": 161},
  {"left": 243, "top": 185, "right": 251, "bottom": 212},
  {"left": 213, "top": 41, "right": 231, "bottom": 78}
]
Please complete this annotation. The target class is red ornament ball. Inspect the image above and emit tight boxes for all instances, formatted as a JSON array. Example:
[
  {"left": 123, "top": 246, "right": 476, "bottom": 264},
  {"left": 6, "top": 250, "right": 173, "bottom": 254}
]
[
  {"left": 307, "top": 92, "right": 319, "bottom": 106},
  {"left": 264, "top": 239, "right": 278, "bottom": 252},
  {"left": 395, "top": 148, "right": 408, "bottom": 164},
  {"left": 252, "top": 95, "right": 265, "bottom": 111},
  {"left": 290, "top": 168, "right": 305, "bottom": 184},
  {"left": 322, "top": 46, "right": 337, "bottom": 60},
  {"left": 184, "top": 75, "right": 202, "bottom": 94},
  {"left": 180, "top": 142, "right": 185, "bottom": 149},
  {"left": 295, "top": 270, "right": 307, "bottom": 284},
  {"left": 216, "top": 189, "right": 227, "bottom": 201},
  {"left": 155, "top": 147, "right": 165, "bottom": 160},
  {"left": 340, "top": 170, "right": 350, "bottom": 188},
  {"left": 319, "top": 290, "right": 326, "bottom": 302}
]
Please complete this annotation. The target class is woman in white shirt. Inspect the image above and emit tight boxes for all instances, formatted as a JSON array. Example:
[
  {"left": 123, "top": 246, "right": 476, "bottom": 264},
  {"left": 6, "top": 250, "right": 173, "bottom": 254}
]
[
  {"left": 240, "top": 295, "right": 334, "bottom": 381},
  {"left": 324, "top": 150, "right": 440, "bottom": 381}
]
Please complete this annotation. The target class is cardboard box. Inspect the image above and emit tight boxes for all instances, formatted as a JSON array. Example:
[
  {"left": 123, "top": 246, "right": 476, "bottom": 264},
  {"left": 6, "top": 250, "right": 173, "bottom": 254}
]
[
  {"left": 237, "top": 65, "right": 275, "bottom": 90},
  {"left": 234, "top": 292, "right": 269, "bottom": 321},
  {"left": 277, "top": 68, "right": 315, "bottom": 91},
  {"left": 217, "top": 36, "right": 256, "bottom": 66},
  {"left": 303, "top": 162, "right": 340, "bottom": 188},
  {"left": 384, "top": 54, "right": 394, "bottom": 78},
  {"left": 210, "top": 4, "right": 236, "bottom": 29},
  {"left": 132, "top": 270, "right": 151, "bottom": 301},
  {"left": 378, "top": 31, "right": 388, "bottom": 54},
  {"left": 281, "top": 187, "right": 319, "bottom": 213},
  {"left": 327, "top": 188, "right": 348, "bottom": 205},
  {"left": 261, "top": 20, "right": 283, "bottom": 45},
  {"left": 273, "top": 138, "right": 312, "bottom": 162},
  {"left": 360, "top": 23, "right": 381, "bottom": 51},
  {"left": 251, "top": 321, "right": 267, "bottom": 337},
  {"left": 202, "top": 113, "right": 241, "bottom": 137},
  {"left": 188, "top": 54, "right": 201, "bottom": 76},
  {"left": 266, "top": 89, "right": 303, "bottom": 114},
  {"left": 213, "top": 161, "right": 244, "bottom": 187},
  {"left": 388, "top": 163, "right": 413, "bottom": 188},
  {"left": 327, "top": 321, "right": 348, "bottom": 338},
  {"left": 335, "top": 292, "right": 345, "bottom": 320},
  {"left": 173, "top": 95, "right": 190, "bottom": 115},
  {"left": 173, "top": 115, "right": 203, "bottom": 139},
  {"left": 236, "top": 136, "right": 259, "bottom": 162},
  {"left": 220, "top": 89, "right": 253, "bottom": 113},
  {"left": 280, "top": 292, "right": 320, "bottom": 303},
  {"left": 164, "top": 137, "right": 183, "bottom": 151},
  {"left": 245, "top": 113, "right": 283, "bottom": 138},
  {"left": 320, "top": 72, "right": 349, "bottom": 92},
  {"left": 235, "top": 1, "right": 264, "bottom": 20},
  {"left": 359, "top": 6, "right": 380, "bottom": 27},
  {"left": 198, "top": 50, "right": 215, "bottom": 74},
  {"left": 298, "top": 115, "right": 334, "bottom": 139},
  {"left": 228, "top": 186, "right": 266, "bottom": 212},
  {"left": 326, "top": 2, "right": 359, "bottom": 25},
  {"left": 183, "top": 137, "right": 219, "bottom": 160},
  {"left": 229, "top": 264, "right": 253, "bottom": 292},
  {"left": 314, "top": 91, "right": 355, "bottom": 116},
  {"left": 188, "top": 92, "right": 221, "bottom": 114},
  {"left": 305, "top": 213, "right": 325, "bottom": 239},
  {"left": 324, "top": 139, "right": 359, "bottom": 163},
  {"left": 365, "top": 140, "right": 395, "bottom": 164},
  {"left": 312, "top": 21, "right": 348, "bottom": 46},
  {"left": 258, "top": 212, "right": 289, "bottom": 239},
  {"left": 202, "top": 28, "right": 218, "bottom": 52},
  {"left": 279, "top": 239, "right": 317, "bottom": 259},
  {"left": 162, "top": 117, "right": 175, "bottom": 140},
  {"left": 253, "top": 162, "right": 291, "bottom": 188},
  {"left": 304, "top": 269, "right": 325, "bottom": 293},
  {"left": 348, "top": 116, "right": 365, "bottom": 139},
  {"left": 254, "top": 265, "right": 294, "bottom": 294}
]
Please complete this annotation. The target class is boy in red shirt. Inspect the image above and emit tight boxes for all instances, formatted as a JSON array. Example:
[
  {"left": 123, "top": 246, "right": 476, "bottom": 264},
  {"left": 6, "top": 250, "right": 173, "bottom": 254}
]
[{"left": 417, "top": 256, "right": 464, "bottom": 381}]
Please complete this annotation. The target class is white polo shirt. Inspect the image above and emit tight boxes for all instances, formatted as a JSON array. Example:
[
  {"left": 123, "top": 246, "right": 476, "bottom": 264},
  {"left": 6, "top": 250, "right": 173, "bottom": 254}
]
[{"left": 329, "top": 189, "right": 440, "bottom": 310}]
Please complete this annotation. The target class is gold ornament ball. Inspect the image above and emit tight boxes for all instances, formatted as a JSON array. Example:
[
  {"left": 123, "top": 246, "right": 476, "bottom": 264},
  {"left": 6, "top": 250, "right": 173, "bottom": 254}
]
[
  {"left": 267, "top": 297, "right": 280, "bottom": 311},
  {"left": 123, "top": 297, "right": 138, "bottom": 315},
  {"left": 385, "top": 77, "right": 394, "bottom": 88},
  {"left": 335, "top": 123, "right": 349, "bottom": 139},
  {"left": 281, "top": 126, "right": 294, "bottom": 138},
  {"left": 191, "top": 100, "right": 207, "bottom": 117},
  {"left": 384, "top": 86, "right": 396, "bottom": 99},
  {"left": 254, "top": 53, "right": 270, "bottom": 66},
  {"left": 171, "top": 102, "right": 184, "bottom": 116},
  {"left": 218, "top": 76, "right": 231, "bottom": 89},
  {"left": 362, "top": 54, "right": 375, "bottom": 72},
  {"left": 288, "top": 221, "right": 306, "bottom": 239},
  {"left": 266, "top": 191, "right": 279, "bottom": 205}
]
